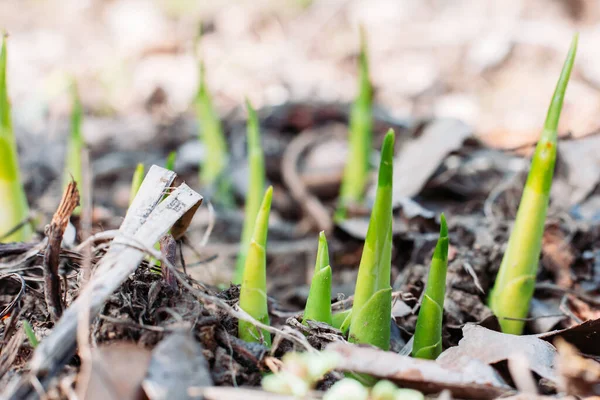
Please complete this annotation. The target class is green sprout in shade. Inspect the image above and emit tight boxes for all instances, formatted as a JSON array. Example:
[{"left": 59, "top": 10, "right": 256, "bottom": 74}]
[
  {"left": 129, "top": 163, "right": 145, "bottom": 206},
  {"left": 194, "top": 57, "right": 233, "bottom": 206},
  {"left": 238, "top": 186, "right": 273, "bottom": 346},
  {"left": 335, "top": 26, "right": 372, "bottom": 222},
  {"left": 22, "top": 320, "right": 39, "bottom": 348},
  {"left": 345, "top": 129, "right": 394, "bottom": 350},
  {"left": 412, "top": 214, "right": 449, "bottom": 360},
  {"left": 233, "top": 100, "right": 265, "bottom": 284},
  {"left": 331, "top": 309, "right": 351, "bottom": 330},
  {"left": 303, "top": 231, "right": 332, "bottom": 325},
  {"left": 63, "top": 80, "right": 84, "bottom": 215},
  {"left": 489, "top": 34, "right": 578, "bottom": 335},
  {"left": 0, "top": 35, "right": 32, "bottom": 243}
]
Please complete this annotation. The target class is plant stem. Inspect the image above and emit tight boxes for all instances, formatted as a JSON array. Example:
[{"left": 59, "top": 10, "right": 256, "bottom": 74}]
[
  {"left": 234, "top": 99, "right": 265, "bottom": 284},
  {"left": 488, "top": 34, "right": 578, "bottom": 335},
  {"left": 412, "top": 214, "right": 448, "bottom": 359}
]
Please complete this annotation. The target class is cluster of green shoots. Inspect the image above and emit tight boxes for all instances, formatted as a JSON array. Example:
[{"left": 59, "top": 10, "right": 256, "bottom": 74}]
[
  {"left": 234, "top": 34, "right": 579, "bottom": 399},
  {"left": 0, "top": 36, "right": 32, "bottom": 243},
  {"left": 1, "top": 16, "right": 578, "bottom": 394}
]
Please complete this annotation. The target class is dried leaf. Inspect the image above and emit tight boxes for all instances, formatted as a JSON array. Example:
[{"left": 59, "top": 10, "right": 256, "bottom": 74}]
[
  {"left": 326, "top": 342, "right": 510, "bottom": 399},
  {"left": 555, "top": 338, "right": 600, "bottom": 397},
  {"left": 437, "top": 324, "right": 557, "bottom": 382},
  {"left": 539, "top": 318, "right": 600, "bottom": 356},
  {"left": 77, "top": 342, "right": 152, "bottom": 400},
  {"left": 374, "top": 118, "right": 471, "bottom": 202}
]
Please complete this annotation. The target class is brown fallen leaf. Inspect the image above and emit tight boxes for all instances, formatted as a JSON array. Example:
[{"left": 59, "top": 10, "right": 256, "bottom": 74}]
[
  {"left": 437, "top": 324, "right": 557, "bottom": 383},
  {"left": 555, "top": 338, "right": 600, "bottom": 397},
  {"left": 541, "top": 224, "right": 575, "bottom": 289},
  {"left": 76, "top": 342, "right": 152, "bottom": 400},
  {"left": 539, "top": 318, "right": 600, "bottom": 356},
  {"left": 325, "top": 342, "right": 510, "bottom": 400}
]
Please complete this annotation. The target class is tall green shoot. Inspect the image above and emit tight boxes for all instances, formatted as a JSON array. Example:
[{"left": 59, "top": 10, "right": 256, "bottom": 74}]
[
  {"left": 63, "top": 80, "right": 84, "bottom": 215},
  {"left": 233, "top": 100, "right": 265, "bottom": 284},
  {"left": 489, "top": 35, "right": 578, "bottom": 335},
  {"left": 335, "top": 26, "right": 372, "bottom": 221},
  {"left": 412, "top": 214, "right": 448, "bottom": 359},
  {"left": 0, "top": 35, "right": 32, "bottom": 242},
  {"left": 303, "top": 231, "right": 332, "bottom": 325},
  {"left": 346, "top": 129, "right": 394, "bottom": 350},
  {"left": 194, "top": 35, "right": 233, "bottom": 206},
  {"left": 238, "top": 186, "right": 273, "bottom": 346}
]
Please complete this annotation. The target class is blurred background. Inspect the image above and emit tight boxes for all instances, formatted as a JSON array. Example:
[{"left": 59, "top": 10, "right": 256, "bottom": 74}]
[
  {"left": 3, "top": 0, "right": 600, "bottom": 284},
  {"left": 4, "top": 0, "right": 599, "bottom": 147}
]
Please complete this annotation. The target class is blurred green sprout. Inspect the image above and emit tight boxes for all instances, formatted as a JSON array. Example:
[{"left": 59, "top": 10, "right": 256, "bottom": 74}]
[
  {"left": 234, "top": 100, "right": 265, "bottom": 284},
  {"left": 129, "top": 163, "right": 145, "bottom": 206},
  {"left": 22, "top": 320, "right": 39, "bottom": 348},
  {"left": 488, "top": 35, "right": 577, "bottom": 335},
  {"left": 412, "top": 214, "right": 448, "bottom": 359},
  {"left": 238, "top": 186, "right": 273, "bottom": 346},
  {"left": 335, "top": 26, "right": 372, "bottom": 222},
  {"left": 0, "top": 35, "right": 32, "bottom": 243},
  {"left": 194, "top": 49, "right": 233, "bottom": 206},
  {"left": 63, "top": 80, "right": 84, "bottom": 216}
]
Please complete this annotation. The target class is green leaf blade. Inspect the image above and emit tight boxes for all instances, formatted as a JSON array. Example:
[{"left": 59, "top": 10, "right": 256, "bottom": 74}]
[
  {"left": 335, "top": 27, "right": 372, "bottom": 221},
  {"left": 413, "top": 214, "right": 448, "bottom": 359},
  {"left": 238, "top": 186, "right": 273, "bottom": 346},
  {"left": 0, "top": 37, "right": 31, "bottom": 243},
  {"left": 348, "top": 129, "right": 394, "bottom": 350},
  {"left": 489, "top": 35, "right": 577, "bottom": 335},
  {"left": 234, "top": 99, "right": 265, "bottom": 284}
]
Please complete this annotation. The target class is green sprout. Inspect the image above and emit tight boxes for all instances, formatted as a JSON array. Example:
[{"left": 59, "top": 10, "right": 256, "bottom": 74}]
[
  {"left": 22, "top": 320, "right": 39, "bottom": 348},
  {"left": 335, "top": 26, "right": 372, "bottom": 222},
  {"left": 233, "top": 99, "right": 265, "bottom": 284},
  {"left": 412, "top": 214, "right": 448, "bottom": 360},
  {"left": 331, "top": 309, "right": 351, "bottom": 330},
  {"left": 63, "top": 79, "right": 84, "bottom": 215},
  {"left": 344, "top": 129, "right": 394, "bottom": 350},
  {"left": 165, "top": 150, "right": 176, "bottom": 172},
  {"left": 194, "top": 56, "right": 233, "bottom": 206},
  {"left": 303, "top": 231, "right": 332, "bottom": 325},
  {"left": 238, "top": 186, "right": 273, "bottom": 346},
  {"left": 489, "top": 34, "right": 578, "bottom": 335},
  {"left": 129, "top": 163, "right": 145, "bottom": 206},
  {"left": 0, "top": 35, "right": 32, "bottom": 243}
]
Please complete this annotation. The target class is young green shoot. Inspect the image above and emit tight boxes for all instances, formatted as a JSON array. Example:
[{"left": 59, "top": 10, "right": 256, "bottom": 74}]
[
  {"left": 346, "top": 129, "right": 394, "bottom": 350},
  {"left": 22, "top": 320, "right": 39, "bottom": 348},
  {"left": 303, "top": 231, "right": 332, "bottom": 325},
  {"left": 238, "top": 186, "right": 273, "bottom": 346},
  {"left": 412, "top": 214, "right": 448, "bottom": 359},
  {"left": 129, "top": 163, "right": 145, "bottom": 206},
  {"left": 489, "top": 34, "right": 578, "bottom": 335},
  {"left": 195, "top": 56, "right": 233, "bottom": 206},
  {"left": 63, "top": 80, "right": 84, "bottom": 216},
  {"left": 0, "top": 35, "right": 32, "bottom": 243},
  {"left": 233, "top": 99, "right": 265, "bottom": 284},
  {"left": 335, "top": 26, "right": 372, "bottom": 222}
]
